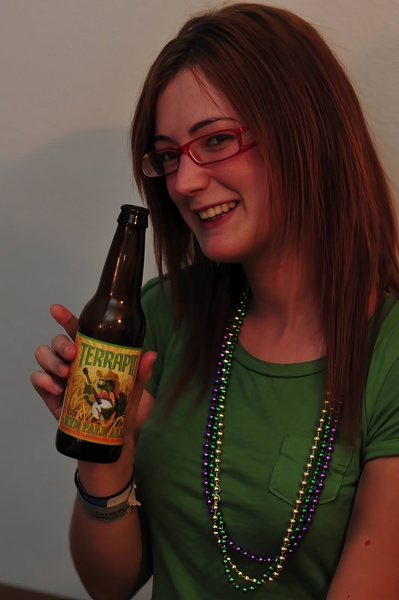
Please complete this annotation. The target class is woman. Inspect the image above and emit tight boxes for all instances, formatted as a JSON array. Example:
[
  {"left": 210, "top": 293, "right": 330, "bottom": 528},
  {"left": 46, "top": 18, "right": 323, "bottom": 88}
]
[{"left": 31, "top": 3, "right": 399, "bottom": 599}]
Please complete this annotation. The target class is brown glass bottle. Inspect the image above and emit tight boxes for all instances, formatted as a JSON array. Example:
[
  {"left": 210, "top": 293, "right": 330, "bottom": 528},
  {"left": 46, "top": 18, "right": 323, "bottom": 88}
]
[{"left": 56, "top": 204, "right": 149, "bottom": 463}]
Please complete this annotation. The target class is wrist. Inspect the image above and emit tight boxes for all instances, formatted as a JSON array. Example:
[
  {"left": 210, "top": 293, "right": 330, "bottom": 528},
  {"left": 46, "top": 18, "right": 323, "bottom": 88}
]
[{"left": 75, "top": 469, "right": 140, "bottom": 522}]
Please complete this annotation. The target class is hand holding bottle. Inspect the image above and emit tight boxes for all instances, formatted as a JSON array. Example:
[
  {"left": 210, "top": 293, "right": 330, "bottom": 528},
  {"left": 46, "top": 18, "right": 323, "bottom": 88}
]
[{"left": 31, "top": 303, "right": 156, "bottom": 449}]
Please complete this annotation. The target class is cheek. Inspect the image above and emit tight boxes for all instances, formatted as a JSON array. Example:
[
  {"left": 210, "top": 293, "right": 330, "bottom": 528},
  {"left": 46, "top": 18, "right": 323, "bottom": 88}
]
[
  {"left": 165, "top": 179, "right": 194, "bottom": 227},
  {"left": 165, "top": 178, "right": 193, "bottom": 226},
  {"left": 165, "top": 176, "right": 180, "bottom": 207}
]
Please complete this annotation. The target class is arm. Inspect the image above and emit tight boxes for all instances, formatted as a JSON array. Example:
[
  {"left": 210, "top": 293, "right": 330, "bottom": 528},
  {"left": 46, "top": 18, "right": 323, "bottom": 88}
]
[
  {"left": 327, "top": 456, "right": 399, "bottom": 599},
  {"left": 31, "top": 304, "right": 157, "bottom": 600}
]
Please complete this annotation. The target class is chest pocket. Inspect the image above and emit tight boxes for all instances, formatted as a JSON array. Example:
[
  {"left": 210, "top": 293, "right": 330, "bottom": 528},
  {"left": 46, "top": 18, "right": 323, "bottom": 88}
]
[{"left": 269, "top": 435, "right": 354, "bottom": 505}]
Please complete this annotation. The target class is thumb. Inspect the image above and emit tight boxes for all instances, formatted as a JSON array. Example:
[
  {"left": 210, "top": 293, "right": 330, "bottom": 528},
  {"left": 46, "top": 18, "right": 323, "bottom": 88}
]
[{"left": 136, "top": 350, "right": 158, "bottom": 389}]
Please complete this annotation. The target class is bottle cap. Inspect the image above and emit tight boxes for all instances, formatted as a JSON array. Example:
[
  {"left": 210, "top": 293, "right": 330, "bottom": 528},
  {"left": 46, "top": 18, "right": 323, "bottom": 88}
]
[{"left": 118, "top": 205, "right": 150, "bottom": 228}]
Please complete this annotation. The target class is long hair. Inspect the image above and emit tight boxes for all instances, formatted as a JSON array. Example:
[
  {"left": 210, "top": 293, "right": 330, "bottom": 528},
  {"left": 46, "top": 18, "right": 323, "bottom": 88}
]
[{"left": 131, "top": 3, "right": 399, "bottom": 435}]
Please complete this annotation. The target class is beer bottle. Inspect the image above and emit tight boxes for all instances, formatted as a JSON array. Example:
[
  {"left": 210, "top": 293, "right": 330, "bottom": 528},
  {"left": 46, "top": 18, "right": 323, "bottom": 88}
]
[{"left": 56, "top": 204, "right": 149, "bottom": 463}]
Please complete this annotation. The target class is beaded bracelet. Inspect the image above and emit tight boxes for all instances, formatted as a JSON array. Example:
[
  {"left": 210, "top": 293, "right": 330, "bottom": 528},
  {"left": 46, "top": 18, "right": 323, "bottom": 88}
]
[{"left": 74, "top": 469, "right": 141, "bottom": 522}]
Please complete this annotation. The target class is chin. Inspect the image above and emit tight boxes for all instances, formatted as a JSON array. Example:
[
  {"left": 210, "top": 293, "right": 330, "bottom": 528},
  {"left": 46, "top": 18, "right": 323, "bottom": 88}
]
[
  {"left": 200, "top": 249, "right": 244, "bottom": 264},
  {"left": 196, "top": 237, "right": 249, "bottom": 265}
]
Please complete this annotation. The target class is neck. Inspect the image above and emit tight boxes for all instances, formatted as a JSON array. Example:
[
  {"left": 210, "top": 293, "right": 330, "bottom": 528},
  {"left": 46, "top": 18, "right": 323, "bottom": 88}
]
[{"left": 240, "top": 248, "right": 324, "bottom": 363}]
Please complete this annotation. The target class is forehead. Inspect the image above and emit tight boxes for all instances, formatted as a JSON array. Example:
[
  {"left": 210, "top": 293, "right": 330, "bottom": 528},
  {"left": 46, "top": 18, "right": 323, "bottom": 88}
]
[{"left": 155, "top": 68, "right": 238, "bottom": 136}]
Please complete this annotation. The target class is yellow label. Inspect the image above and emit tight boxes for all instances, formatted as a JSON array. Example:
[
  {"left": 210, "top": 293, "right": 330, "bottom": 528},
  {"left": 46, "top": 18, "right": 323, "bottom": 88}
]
[{"left": 59, "top": 332, "right": 141, "bottom": 445}]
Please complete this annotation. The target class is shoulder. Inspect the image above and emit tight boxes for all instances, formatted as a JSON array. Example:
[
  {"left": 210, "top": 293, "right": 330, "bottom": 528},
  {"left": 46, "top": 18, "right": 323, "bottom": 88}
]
[
  {"left": 141, "top": 270, "right": 196, "bottom": 351},
  {"left": 141, "top": 276, "right": 175, "bottom": 347},
  {"left": 142, "top": 275, "right": 172, "bottom": 304},
  {"left": 141, "top": 267, "right": 202, "bottom": 314},
  {"left": 141, "top": 275, "right": 175, "bottom": 325}
]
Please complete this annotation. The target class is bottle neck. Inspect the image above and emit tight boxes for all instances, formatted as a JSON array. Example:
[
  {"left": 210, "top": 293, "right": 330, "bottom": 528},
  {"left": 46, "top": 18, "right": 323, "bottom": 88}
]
[{"left": 96, "top": 223, "right": 146, "bottom": 301}]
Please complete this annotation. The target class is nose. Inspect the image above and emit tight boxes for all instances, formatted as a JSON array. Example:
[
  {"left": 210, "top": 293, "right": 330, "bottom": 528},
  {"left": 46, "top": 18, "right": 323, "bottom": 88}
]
[{"left": 170, "top": 153, "right": 210, "bottom": 197}]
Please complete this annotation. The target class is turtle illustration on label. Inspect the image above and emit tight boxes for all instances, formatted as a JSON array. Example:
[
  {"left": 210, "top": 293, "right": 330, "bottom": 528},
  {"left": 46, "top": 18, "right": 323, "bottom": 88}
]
[{"left": 82, "top": 368, "right": 128, "bottom": 421}]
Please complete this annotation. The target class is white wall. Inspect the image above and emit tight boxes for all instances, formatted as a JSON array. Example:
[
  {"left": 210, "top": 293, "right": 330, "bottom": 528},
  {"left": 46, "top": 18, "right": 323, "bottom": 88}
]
[{"left": 0, "top": 1, "right": 398, "bottom": 598}]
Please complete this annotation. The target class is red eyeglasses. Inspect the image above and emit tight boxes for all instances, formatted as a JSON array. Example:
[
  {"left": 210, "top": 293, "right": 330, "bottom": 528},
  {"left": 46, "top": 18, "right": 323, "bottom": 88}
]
[{"left": 141, "top": 126, "right": 256, "bottom": 178}]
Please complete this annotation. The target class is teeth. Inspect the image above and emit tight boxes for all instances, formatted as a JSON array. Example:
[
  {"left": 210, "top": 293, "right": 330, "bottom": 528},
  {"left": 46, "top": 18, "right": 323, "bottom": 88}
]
[{"left": 199, "top": 201, "right": 237, "bottom": 220}]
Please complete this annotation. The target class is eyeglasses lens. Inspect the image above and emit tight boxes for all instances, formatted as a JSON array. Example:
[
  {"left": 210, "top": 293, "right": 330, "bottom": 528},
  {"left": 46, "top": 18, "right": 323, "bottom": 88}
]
[
  {"left": 142, "top": 152, "right": 178, "bottom": 177},
  {"left": 190, "top": 132, "right": 240, "bottom": 164}
]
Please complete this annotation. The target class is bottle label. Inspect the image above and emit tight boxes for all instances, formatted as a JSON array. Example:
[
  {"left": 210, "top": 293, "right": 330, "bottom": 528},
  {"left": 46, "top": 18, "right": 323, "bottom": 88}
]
[{"left": 58, "top": 332, "right": 141, "bottom": 445}]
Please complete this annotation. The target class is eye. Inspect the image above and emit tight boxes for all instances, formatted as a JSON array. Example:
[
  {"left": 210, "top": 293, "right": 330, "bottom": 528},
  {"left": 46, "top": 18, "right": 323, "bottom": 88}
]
[
  {"left": 155, "top": 149, "right": 178, "bottom": 165},
  {"left": 202, "top": 132, "right": 236, "bottom": 151}
]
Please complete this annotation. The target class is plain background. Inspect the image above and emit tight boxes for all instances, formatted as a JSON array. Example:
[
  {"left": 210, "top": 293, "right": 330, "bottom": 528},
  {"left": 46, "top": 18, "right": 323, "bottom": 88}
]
[{"left": 1, "top": 0, "right": 398, "bottom": 598}]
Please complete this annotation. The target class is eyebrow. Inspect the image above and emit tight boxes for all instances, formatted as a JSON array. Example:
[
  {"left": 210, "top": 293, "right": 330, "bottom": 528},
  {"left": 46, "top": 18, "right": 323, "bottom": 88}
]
[{"left": 153, "top": 117, "right": 238, "bottom": 144}]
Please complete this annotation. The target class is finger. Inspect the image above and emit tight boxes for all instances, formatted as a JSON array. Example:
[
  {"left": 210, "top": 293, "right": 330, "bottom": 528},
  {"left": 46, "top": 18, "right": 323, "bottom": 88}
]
[
  {"left": 30, "top": 370, "right": 65, "bottom": 420},
  {"left": 50, "top": 333, "right": 77, "bottom": 364},
  {"left": 35, "top": 342, "right": 72, "bottom": 378},
  {"left": 50, "top": 304, "right": 79, "bottom": 340}
]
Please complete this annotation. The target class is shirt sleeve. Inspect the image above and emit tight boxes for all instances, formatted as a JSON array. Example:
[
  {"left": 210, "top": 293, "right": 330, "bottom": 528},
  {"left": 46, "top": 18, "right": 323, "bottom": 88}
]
[
  {"left": 362, "top": 297, "right": 399, "bottom": 463},
  {"left": 363, "top": 357, "right": 399, "bottom": 462}
]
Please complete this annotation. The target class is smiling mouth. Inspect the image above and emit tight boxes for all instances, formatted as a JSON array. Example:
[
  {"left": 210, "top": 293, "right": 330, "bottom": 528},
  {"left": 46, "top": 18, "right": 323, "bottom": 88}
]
[{"left": 199, "top": 201, "right": 238, "bottom": 221}]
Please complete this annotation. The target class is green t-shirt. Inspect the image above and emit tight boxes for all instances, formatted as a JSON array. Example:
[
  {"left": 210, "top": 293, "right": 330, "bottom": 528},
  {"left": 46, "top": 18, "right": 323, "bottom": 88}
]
[{"left": 135, "top": 277, "right": 399, "bottom": 599}]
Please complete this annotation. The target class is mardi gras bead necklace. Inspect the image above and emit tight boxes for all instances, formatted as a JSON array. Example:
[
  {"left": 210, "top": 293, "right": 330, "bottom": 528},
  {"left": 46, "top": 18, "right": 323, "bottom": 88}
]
[{"left": 202, "top": 285, "right": 340, "bottom": 593}]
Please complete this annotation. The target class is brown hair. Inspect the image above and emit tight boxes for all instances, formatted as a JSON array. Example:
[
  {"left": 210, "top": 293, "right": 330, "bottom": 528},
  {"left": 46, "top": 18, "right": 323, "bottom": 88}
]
[{"left": 131, "top": 3, "right": 399, "bottom": 435}]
